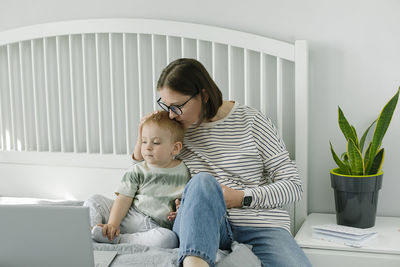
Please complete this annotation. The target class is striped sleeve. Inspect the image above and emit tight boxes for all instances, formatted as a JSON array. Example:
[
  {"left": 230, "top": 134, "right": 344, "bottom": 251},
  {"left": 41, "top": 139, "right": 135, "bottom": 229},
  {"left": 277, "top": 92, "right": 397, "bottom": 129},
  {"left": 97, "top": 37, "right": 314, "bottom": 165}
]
[{"left": 244, "top": 112, "right": 303, "bottom": 209}]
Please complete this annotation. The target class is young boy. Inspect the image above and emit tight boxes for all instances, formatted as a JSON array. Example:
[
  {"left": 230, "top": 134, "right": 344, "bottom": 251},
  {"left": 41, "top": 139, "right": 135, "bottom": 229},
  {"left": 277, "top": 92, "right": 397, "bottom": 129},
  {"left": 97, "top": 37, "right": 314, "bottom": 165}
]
[{"left": 84, "top": 111, "right": 190, "bottom": 248}]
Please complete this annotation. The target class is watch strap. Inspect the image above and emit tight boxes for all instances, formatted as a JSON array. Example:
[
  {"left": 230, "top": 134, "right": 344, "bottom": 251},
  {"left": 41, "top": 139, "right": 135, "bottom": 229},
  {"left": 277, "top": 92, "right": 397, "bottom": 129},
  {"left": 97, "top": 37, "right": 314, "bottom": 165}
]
[{"left": 242, "top": 190, "right": 253, "bottom": 207}]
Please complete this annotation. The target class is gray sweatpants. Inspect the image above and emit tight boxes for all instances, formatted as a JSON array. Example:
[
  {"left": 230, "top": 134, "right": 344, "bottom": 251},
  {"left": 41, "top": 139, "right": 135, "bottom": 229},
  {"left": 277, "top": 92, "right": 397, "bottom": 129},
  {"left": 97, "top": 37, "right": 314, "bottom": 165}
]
[{"left": 83, "top": 194, "right": 178, "bottom": 248}]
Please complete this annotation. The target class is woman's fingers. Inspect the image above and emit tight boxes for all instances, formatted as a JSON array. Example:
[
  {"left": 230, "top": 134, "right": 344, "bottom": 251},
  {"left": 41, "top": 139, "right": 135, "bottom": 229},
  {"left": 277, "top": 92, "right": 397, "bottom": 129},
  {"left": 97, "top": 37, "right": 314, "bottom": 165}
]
[
  {"left": 175, "top": 199, "right": 181, "bottom": 211},
  {"left": 133, "top": 110, "right": 161, "bottom": 160},
  {"left": 137, "top": 110, "right": 161, "bottom": 139},
  {"left": 168, "top": 211, "right": 177, "bottom": 221},
  {"left": 140, "top": 110, "right": 160, "bottom": 125}
]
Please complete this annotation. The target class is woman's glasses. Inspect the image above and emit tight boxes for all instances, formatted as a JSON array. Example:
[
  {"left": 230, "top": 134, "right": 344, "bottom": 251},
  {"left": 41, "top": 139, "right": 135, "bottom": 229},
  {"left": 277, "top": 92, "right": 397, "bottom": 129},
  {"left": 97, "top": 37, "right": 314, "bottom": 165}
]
[{"left": 157, "top": 93, "right": 198, "bottom": 115}]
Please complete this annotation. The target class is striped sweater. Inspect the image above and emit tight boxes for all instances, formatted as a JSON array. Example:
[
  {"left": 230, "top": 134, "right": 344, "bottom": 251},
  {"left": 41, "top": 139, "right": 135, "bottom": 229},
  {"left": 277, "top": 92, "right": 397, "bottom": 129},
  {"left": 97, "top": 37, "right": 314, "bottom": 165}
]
[{"left": 178, "top": 101, "right": 303, "bottom": 232}]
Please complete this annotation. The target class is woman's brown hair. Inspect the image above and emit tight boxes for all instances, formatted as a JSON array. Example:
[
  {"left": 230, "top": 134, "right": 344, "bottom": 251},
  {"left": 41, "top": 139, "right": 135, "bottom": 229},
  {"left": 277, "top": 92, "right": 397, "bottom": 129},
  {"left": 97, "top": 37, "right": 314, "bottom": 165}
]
[{"left": 157, "top": 58, "right": 222, "bottom": 124}]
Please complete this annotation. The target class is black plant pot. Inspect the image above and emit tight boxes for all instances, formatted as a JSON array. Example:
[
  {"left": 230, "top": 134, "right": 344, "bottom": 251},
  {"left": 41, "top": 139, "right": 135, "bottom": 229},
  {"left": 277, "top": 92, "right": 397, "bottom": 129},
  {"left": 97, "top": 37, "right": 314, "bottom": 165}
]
[{"left": 330, "top": 168, "right": 383, "bottom": 228}]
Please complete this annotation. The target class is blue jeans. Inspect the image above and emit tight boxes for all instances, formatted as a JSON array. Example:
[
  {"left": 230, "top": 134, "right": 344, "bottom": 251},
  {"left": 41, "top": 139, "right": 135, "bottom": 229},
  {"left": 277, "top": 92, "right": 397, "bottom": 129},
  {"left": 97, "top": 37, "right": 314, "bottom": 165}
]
[{"left": 173, "top": 172, "right": 311, "bottom": 267}]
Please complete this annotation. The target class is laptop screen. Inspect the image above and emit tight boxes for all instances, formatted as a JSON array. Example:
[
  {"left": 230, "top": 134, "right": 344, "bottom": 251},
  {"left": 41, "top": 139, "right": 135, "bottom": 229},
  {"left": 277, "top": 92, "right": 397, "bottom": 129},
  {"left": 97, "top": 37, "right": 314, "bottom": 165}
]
[{"left": 0, "top": 205, "right": 95, "bottom": 267}]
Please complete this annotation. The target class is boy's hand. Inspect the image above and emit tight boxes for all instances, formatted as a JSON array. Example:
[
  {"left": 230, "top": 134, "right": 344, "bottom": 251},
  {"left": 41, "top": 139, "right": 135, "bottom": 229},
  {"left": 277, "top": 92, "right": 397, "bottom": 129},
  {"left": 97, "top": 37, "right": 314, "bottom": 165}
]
[
  {"left": 167, "top": 199, "right": 181, "bottom": 221},
  {"left": 97, "top": 223, "right": 120, "bottom": 241}
]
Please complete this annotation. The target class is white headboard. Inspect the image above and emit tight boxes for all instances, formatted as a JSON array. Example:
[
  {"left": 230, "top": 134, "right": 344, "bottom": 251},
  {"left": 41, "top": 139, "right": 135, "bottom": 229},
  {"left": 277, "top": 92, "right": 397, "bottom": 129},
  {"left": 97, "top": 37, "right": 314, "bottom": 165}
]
[{"left": 0, "top": 19, "right": 308, "bottom": 232}]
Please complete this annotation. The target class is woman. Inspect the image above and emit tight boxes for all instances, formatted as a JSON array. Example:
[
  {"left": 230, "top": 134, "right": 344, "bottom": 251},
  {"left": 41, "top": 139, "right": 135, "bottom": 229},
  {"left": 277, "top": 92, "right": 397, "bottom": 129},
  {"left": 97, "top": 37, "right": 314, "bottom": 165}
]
[{"left": 133, "top": 58, "right": 311, "bottom": 267}]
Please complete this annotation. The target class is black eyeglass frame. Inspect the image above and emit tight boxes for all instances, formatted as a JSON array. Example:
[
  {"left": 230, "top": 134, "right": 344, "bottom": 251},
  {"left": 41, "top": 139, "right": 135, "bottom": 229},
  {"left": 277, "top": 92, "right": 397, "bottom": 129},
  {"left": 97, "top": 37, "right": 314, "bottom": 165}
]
[{"left": 157, "top": 93, "right": 198, "bottom": 115}]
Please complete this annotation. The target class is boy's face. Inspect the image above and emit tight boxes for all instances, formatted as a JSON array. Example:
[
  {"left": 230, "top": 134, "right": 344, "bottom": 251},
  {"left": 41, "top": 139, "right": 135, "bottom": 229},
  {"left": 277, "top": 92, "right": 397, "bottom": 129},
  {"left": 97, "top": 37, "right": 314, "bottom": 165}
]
[{"left": 141, "top": 122, "right": 180, "bottom": 168}]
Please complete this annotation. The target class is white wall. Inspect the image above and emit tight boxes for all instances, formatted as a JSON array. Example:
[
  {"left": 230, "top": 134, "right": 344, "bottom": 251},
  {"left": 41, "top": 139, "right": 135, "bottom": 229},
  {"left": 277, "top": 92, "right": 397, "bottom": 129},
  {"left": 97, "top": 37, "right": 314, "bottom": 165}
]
[{"left": 1, "top": 0, "right": 399, "bottom": 216}]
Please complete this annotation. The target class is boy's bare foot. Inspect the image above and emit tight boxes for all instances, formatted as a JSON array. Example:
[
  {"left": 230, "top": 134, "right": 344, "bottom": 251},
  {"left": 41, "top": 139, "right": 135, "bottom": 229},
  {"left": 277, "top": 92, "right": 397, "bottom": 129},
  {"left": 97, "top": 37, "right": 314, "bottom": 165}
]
[{"left": 183, "top": 256, "right": 209, "bottom": 267}]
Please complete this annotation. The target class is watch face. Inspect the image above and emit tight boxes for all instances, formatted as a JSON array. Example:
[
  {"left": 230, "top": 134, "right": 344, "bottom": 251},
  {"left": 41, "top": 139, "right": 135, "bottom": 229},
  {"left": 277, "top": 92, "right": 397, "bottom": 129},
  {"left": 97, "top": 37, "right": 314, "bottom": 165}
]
[{"left": 244, "top": 196, "right": 252, "bottom": 206}]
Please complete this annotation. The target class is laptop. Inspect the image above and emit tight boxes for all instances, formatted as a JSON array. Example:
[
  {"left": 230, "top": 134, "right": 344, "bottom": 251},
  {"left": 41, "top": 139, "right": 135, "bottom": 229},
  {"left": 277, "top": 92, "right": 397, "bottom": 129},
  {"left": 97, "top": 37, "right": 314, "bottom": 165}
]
[{"left": 0, "top": 205, "right": 117, "bottom": 267}]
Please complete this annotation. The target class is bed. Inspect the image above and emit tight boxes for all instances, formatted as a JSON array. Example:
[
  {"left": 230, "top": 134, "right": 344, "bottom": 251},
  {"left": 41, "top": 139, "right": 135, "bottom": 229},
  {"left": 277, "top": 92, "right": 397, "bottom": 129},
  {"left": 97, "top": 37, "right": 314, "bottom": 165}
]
[{"left": 0, "top": 18, "right": 308, "bottom": 266}]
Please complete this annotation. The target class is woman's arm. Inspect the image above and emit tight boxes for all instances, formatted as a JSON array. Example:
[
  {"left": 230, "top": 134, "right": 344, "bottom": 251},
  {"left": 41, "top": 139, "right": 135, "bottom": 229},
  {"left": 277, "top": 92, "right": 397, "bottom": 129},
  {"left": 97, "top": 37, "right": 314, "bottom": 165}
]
[
  {"left": 132, "top": 110, "right": 160, "bottom": 161},
  {"left": 132, "top": 120, "right": 145, "bottom": 161},
  {"left": 245, "top": 152, "right": 303, "bottom": 209},
  {"left": 246, "top": 113, "right": 303, "bottom": 209},
  {"left": 132, "top": 138, "right": 143, "bottom": 161}
]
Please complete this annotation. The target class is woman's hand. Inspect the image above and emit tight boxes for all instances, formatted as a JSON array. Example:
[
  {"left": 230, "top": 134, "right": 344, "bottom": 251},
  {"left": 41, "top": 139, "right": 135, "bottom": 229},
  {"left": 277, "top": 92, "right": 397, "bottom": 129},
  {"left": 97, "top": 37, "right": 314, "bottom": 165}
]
[
  {"left": 220, "top": 184, "right": 244, "bottom": 209},
  {"left": 97, "top": 223, "right": 120, "bottom": 241},
  {"left": 167, "top": 199, "right": 181, "bottom": 221},
  {"left": 132, "top": 110, "right": 160, "bottom": 160}
]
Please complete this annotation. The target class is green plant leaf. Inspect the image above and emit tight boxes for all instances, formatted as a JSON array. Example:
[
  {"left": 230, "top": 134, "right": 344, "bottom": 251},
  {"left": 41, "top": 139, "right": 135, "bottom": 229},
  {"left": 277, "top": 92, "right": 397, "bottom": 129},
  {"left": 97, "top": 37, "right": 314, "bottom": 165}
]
[
  {"left": 369, "top": 148, "right": 385, "bottom": 175},
  {"left": 330, "top": 142, "right": 351, "bottom": 174},
  {"left": 351, "top": 125, "right": 359, "bottom": 148},
  {"left": 344, "top": 158, "right": 351, "bottom": 171},
  {"left": 340, "top": 152, "right": 352, "bottom": 171},
  {"left": 348, "top": 138, "right": 364, "bottom": 175},
  {"left": 338, "top": 107, "right": 359, "bottom": 148},
  {"left": 359, "top": 120, "right": 377, "bottom": 153},
  {"left": 366, "top": 88, "right": 400, "bottom": 174},
  {"left": 363, "top": 142, "right": 371, "bottom": 173}
]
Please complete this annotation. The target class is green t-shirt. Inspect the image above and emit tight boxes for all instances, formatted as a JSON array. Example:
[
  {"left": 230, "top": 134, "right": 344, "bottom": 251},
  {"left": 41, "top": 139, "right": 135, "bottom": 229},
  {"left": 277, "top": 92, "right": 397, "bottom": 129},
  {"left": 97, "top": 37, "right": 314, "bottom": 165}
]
[{"left": 116, "top": 161, "right": 190, "bottom": 229}]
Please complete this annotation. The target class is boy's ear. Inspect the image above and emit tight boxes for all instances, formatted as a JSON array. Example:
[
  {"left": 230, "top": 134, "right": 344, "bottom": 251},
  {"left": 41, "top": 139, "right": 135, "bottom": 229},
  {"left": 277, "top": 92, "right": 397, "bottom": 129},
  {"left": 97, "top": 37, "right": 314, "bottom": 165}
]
[{"left": 172, "top": 141, "right": 183, "bottom": 156}]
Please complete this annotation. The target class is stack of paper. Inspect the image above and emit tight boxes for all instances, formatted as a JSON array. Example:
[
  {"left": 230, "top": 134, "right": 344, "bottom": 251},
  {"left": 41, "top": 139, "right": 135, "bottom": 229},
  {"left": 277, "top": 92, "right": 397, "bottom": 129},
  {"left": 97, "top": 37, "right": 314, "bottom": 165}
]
[{"left": 312, "top": 224, "right": 378, "bottom": 247}]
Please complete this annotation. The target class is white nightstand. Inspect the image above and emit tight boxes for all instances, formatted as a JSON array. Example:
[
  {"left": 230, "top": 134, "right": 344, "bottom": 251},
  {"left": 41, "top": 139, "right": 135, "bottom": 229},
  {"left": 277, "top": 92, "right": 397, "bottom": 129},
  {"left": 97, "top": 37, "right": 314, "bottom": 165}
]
[{"left": 295, "top": 213, "right": 400, "bottom": 267}]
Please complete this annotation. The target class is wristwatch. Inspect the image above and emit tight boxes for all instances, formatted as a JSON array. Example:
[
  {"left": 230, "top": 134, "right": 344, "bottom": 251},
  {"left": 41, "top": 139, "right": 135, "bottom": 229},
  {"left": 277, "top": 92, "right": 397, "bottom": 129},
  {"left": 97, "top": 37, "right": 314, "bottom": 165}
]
[{"left": 242, "top": 195, "right": 253, "bottom": 207}]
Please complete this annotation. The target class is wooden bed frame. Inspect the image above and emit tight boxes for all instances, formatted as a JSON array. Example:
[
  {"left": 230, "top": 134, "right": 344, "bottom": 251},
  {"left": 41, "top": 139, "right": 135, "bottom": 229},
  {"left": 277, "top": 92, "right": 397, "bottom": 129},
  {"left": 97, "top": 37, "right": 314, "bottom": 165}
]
[{"left": 0, "top": 18, "right": 308, "bottom": 233}]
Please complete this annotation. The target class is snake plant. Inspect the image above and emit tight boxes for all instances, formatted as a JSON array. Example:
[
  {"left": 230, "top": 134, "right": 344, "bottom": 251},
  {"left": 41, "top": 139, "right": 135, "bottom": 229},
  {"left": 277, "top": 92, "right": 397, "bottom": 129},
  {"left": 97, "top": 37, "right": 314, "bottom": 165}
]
[{"left": 330, "top": 88, "right": 399, "bottom": 176}]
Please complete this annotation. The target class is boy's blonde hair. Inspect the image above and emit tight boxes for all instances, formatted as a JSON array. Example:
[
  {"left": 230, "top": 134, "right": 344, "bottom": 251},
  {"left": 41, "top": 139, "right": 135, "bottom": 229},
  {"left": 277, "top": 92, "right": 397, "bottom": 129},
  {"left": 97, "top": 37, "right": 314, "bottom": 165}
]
[{"left": 142, "top": 111, "right": 185, "bottom": 142}]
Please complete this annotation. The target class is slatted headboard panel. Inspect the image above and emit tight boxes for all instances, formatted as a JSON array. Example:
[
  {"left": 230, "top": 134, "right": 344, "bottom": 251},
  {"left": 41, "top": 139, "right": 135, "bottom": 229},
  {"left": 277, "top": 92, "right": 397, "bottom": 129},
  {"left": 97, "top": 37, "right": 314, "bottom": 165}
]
[{"left": 0, "top": 19, "right": 308, "bottom": 232}]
